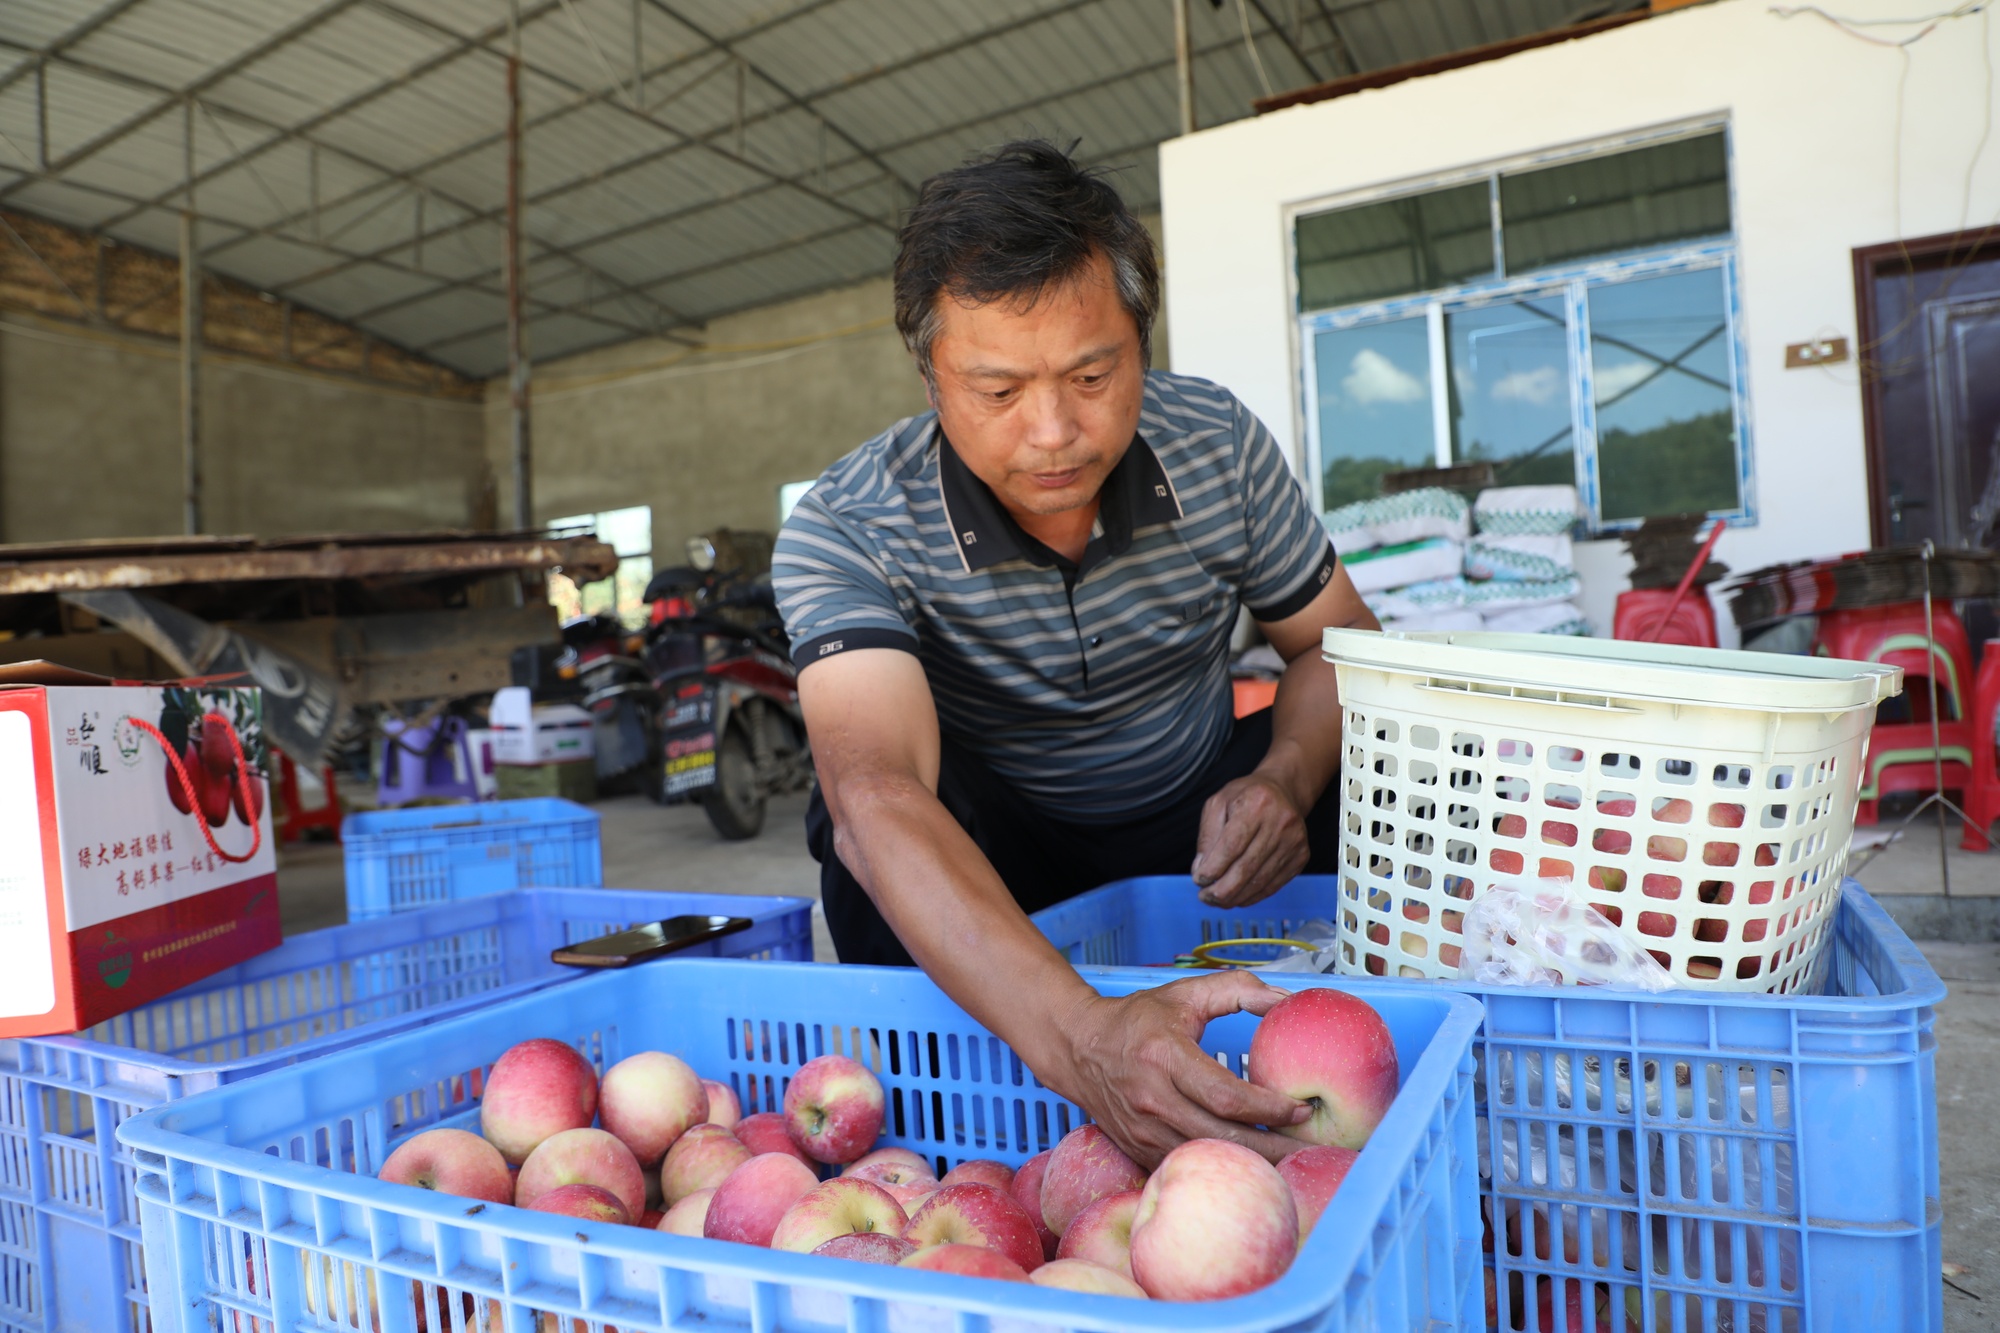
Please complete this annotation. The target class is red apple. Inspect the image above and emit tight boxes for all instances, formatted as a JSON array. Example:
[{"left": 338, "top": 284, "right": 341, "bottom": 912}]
[
  {"left": 377, "top": 1129, "right": 512, "bottom": 1204},
  {"left": 1055, "top": 1189, "right": 1140, "bottom": 1280},
  {"left": 660, "top": 1123, "right": 752, "bottom": 1206},
  {"left": 813, "top": 1231, "right": 918, "bottom": 1265},
  {"left": 515, "top": 1128, "right": 646, "bottom": 1219},
  {"left": 657, "top": 1187, "right": 715, "bottom": 1236},
  {"left": 198, "top": 759, "right": 233, "bottom": 826},
  {"left": 1040, "top": 1125, "right": 1147, "bottom": 1238},
  {"left": 843, "top": 1146, "right": 933, "bottom": 1179},
  {"left": 1248, "top": 988, "right": 1398, "bottom": 1150},
  {"left": 703, "top": 1153, "right": 819, "bottom": 1247},
  {"left": 902, "top": 1183, "right": 1045, "bottom": 1273},
  {"left": 783, "top": 1055, "right": 884, "bottom": 1164},
  {"left": 1011, "top": 1149, "right": 1060, "bottom": 1261},
  {"left": 231, "top": 769, "right": 265, "bottom": 826},
  {"left": 599, "top": 1051, "right": 707, "bottom": 1166},
  {"left": 736, "top": 1111, "right": 818, "bottom": 1168},
  {"left": 1129, "top": 1139, "right": 1297, "bottom": 1302},
  {"left": 1030, "top": 1258, "right": 1149, "bottom": 1298},
  {"left": 769, "top": 1177, "right": 909, "bottom": 1254},
  {"left": 199, "top": 717, "right": 235, "bottom": 774},
  {"left": 480, "top": 1038, "right": 599, "bottom": 1165},
  {"left": 528, "top": 1183, "right": 629, "bottom": 1226},
  {"left": 165, "top": 744, "right": 197, "bottom": 813},
  {"left": 940, "top": 1159, "right": 1015, "bottom": 1192},
  {"left": 640, "top": 1208, "right": 665, "bottom": 1229},
  {"left": 702, "top": 1079, "right": 742, "bottom": 1130},
  {"left": 898, "top": 1244, "right": 1030, "bottom": 1282},
  {"left": 1277, "top": 1145, "right": 1358, "bottom": 1243},
  {"left": 879, "top": 1177, "right": 941, "bottom": 1214}
]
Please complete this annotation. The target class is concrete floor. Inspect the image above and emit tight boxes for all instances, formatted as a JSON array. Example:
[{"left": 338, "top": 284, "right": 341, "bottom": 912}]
[{"left": 272, "top": 794, "right": 2000, "bottom": 1327}]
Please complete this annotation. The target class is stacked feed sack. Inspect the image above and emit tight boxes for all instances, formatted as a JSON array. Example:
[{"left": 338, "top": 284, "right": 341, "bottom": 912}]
[
  {"left": 1463, "top": 485, "right": 1589, "bottom": 635},
  {"left": 1323, "top": 489, "right": 1481, "bottom": 632}
]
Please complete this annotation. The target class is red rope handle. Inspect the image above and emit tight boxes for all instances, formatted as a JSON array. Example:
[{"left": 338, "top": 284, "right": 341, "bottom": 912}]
[{"left": 128, "top": 713, "right": 264, "bottom": 864}]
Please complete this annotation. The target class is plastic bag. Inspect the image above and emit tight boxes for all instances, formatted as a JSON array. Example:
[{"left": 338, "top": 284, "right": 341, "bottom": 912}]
[
  {"left": 1250, "top": 919, "right": 1339, "bottom": 973},
  {"left": 1457, "top": 881, "right": 1675, "bottom": 991}
]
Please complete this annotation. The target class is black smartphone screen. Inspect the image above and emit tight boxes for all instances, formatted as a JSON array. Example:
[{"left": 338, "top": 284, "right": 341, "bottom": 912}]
[{"left": 550, "top": 914, "right": 753, "bottom": 968}]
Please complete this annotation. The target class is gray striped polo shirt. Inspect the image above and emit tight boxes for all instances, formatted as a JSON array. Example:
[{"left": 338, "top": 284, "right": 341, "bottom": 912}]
[{"left": 773, "top": 369, "right": 1336, "bottom": 822}]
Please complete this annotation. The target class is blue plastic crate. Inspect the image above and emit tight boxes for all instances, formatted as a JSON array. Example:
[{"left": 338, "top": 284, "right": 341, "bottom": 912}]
[
  {"left": 0, "top": 887, "right": 810, "bottom": 1333},
  {"left": 1031, "top": 875, "right": 1946, "bottom": 1333},
  {"left": 342, "top": 797, "right": 603, "bottom": 918},
  {"left": 121, "top": 959, "right": 1484, "bottom": 1333}
]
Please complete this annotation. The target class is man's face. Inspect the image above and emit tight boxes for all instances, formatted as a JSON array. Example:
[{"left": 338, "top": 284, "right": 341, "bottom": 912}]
[{"left": 927, "top": 251, "right": 1146, "bottom": 520}]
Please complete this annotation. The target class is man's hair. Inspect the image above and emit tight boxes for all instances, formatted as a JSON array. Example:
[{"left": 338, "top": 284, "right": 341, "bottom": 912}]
[{"left": 893, "top": 139, "right": 1159, "bottom": 389}]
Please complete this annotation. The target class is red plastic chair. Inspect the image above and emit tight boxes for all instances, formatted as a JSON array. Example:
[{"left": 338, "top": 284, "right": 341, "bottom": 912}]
[
  {"left": 1815, "top": 602, "right": 1974, "bottom": 825},
  {"left": 1960, "top": 643, "right": 2000, "bottom": 850},
  {"left": 1613, "top": 588, "right": 1718, "bottom": 647},
  {"left": 275, "top": 751, "right": 343, "bottom": 843}
]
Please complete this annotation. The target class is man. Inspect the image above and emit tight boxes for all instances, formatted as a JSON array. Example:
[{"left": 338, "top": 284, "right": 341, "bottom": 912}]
[{"left": 773, "top": 141, "right": 1377, "bottom": 1168}]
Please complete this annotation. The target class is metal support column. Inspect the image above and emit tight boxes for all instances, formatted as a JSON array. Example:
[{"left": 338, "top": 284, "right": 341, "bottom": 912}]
[
  {"left": 506, "top": 2, "right": 533, "bottom": 531},
  {"left": 1173, "top": 0, "right": 1195, "bottom": 136},
  {"left": 179, "top": 99, "right": 202, "bottom": 536}
]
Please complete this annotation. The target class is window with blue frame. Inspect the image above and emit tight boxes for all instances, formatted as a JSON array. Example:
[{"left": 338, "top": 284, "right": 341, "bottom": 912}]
[{"left": 1295, "top": 128, "right": 1749, "bottom": 529}]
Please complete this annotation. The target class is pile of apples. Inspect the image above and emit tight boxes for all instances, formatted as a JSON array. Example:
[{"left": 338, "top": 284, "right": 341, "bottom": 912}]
[{"left": 378, "top": 987, "right": 1398, "bottom": 1304}]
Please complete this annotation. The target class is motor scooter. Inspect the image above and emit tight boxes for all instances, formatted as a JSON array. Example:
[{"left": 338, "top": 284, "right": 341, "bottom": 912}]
[{"left": 643, "top": 533, "right": 810, "bottom": 838}]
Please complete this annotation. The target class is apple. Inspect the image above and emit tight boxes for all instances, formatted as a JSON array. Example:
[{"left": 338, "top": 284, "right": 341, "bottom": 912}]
[
  {"left": 514, "top": 1128, "right": 646, "bottom": 1219},
  {"left": 640, "top": 1208, "right": 665, "bottom": 1229},
  {"left": 479, "top": 1038, "right": 599, "bottom": 1165},
  {"left": 898, "top": 1244, "right": 1030, "bottom": 1282},
  {"left": 843, "top": 1146, "right": 933, "bottom": 1179},
  {"left": 702, "top": 1153, "right": 819, "bottom": 1247},
  {"left": 660, "top": 1123, "right": 752, "bottom": 1206},
  {"left": 902, "top": 1183, "right": 1045, "bottom": 1273},
  {"left": 878, "top": 1177, "right": 941, "bottom": 1214},
  {"left": 657, "top": 1187, "right": 715, "bottom": 1236},
  {"left": 813, "top": 1231, "right": 918, "bottom": 1265},
  {"left": 527, "top": 1183, "right": 629, "bottom": 1226},
  {"left": 940, "top": 1159, "right": 1015, "bottom": 1192},
  {"left": 1040, "top": 1125, "right": 1147, "bottom": 1237},
  {"left": 378, "top": 1129, "right": 512, "bottom": 1204},
  {"left": 1029, "top": 1258, "right": 1149, "bottom": 1299},
  {"left": 1277, "top": 1145, "right": 1358, "bottom": 1242},
  {"left": 784, "top": 1055, "right": 884, "bottom": 1164},
  {"left": 769, "top": 1177, "right": 909, "bottom": 1253},
  {"left": 599, "top": 1052, "right": 707, "bottom": 1166},
  {"left": 1248, "top": 988, "right": 1398, "bottom": 1150},
  {"left": 1129, "top": 1139, "right": 1297, "bottom": 1302},
  {"left": 1011, "top": 1149, "right": 1060, "bottom": 1261},
  {"left": 702, "top": 1079, "right": 742, "bottom": 1130},
  {"left": 736, "top": 1111, "right": 818, "bottom": 1168},
  {"left": 1055, "top": 1189, "right": 1140, "bottom": 1280}
]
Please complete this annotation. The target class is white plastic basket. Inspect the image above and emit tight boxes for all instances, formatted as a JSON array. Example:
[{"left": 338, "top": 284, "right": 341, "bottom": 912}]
[{"left": 1322, "top": 629, "right": 1903, "bottom": 993}]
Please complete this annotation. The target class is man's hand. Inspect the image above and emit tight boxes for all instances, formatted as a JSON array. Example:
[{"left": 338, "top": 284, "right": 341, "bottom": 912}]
[
  {"left": 1039, "top": 971, "right": 1310, "bottom": 1169},
  {"left": 1191, "top": 774, "right": 1309, "bottom": 908}
]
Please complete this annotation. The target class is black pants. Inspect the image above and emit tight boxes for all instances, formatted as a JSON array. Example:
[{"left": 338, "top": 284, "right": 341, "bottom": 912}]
[{"left": 804, "top": 708, "right": 1345, "bottom": 965}]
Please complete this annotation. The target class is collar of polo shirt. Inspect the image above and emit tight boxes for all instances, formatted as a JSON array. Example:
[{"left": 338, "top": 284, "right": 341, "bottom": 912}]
[{"left": 935, "top": 426, "right": 1186, "bottom": 576}]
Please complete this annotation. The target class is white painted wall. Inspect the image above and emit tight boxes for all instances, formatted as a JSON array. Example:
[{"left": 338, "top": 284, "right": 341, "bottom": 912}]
[{"left": 1159, "top": 0, "right": 2000, "bottom": 638}]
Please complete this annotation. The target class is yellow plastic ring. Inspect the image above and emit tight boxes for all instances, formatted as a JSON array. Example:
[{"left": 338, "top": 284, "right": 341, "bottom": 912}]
[{"left": 1187, "top": 938, "right": 1319, "bottom": 969}]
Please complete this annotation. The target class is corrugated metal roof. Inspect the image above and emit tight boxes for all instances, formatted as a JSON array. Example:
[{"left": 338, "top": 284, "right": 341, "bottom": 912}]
[{"left": 0, "top": 0, "right": 1612, "bottom": 376}]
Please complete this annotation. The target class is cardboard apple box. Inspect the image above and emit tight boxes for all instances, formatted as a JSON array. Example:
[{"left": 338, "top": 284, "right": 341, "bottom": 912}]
[{"left": 0, "top": 664, "right": 280, "bottom": 1037}]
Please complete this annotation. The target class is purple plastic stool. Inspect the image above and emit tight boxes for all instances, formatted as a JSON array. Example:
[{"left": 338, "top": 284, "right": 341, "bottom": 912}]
[{"left": 377, "top": 715, "right": 480, "bottom": 806}]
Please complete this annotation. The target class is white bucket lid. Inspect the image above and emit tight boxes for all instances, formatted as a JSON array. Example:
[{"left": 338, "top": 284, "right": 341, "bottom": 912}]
[{"left": 1323, "top": 628, "right": 1903, "bottom": 715}]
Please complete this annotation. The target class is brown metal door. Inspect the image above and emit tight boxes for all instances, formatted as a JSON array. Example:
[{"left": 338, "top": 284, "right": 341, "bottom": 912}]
[{"left": 1857, "top": 234, "right": 2000, "bottom": 548}]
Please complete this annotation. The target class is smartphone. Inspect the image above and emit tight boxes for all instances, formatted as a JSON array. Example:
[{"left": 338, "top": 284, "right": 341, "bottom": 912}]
[{"left": 551, "top": 914, "right": 753, "bottom": 968}]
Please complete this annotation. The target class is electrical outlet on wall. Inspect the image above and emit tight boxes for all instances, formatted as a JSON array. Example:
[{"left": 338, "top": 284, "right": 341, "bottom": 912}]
[{"left": 1784, "top": 337, "right": 1850, "bottom": 368}]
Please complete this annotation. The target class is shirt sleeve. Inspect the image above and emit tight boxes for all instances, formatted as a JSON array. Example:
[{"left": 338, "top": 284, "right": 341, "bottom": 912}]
[
  {"left": 772, "top": 486, "right": 921, "bottom": 671},
  {"left": 1233, "top": 395, "right": 1339, "bottom": 621}
]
